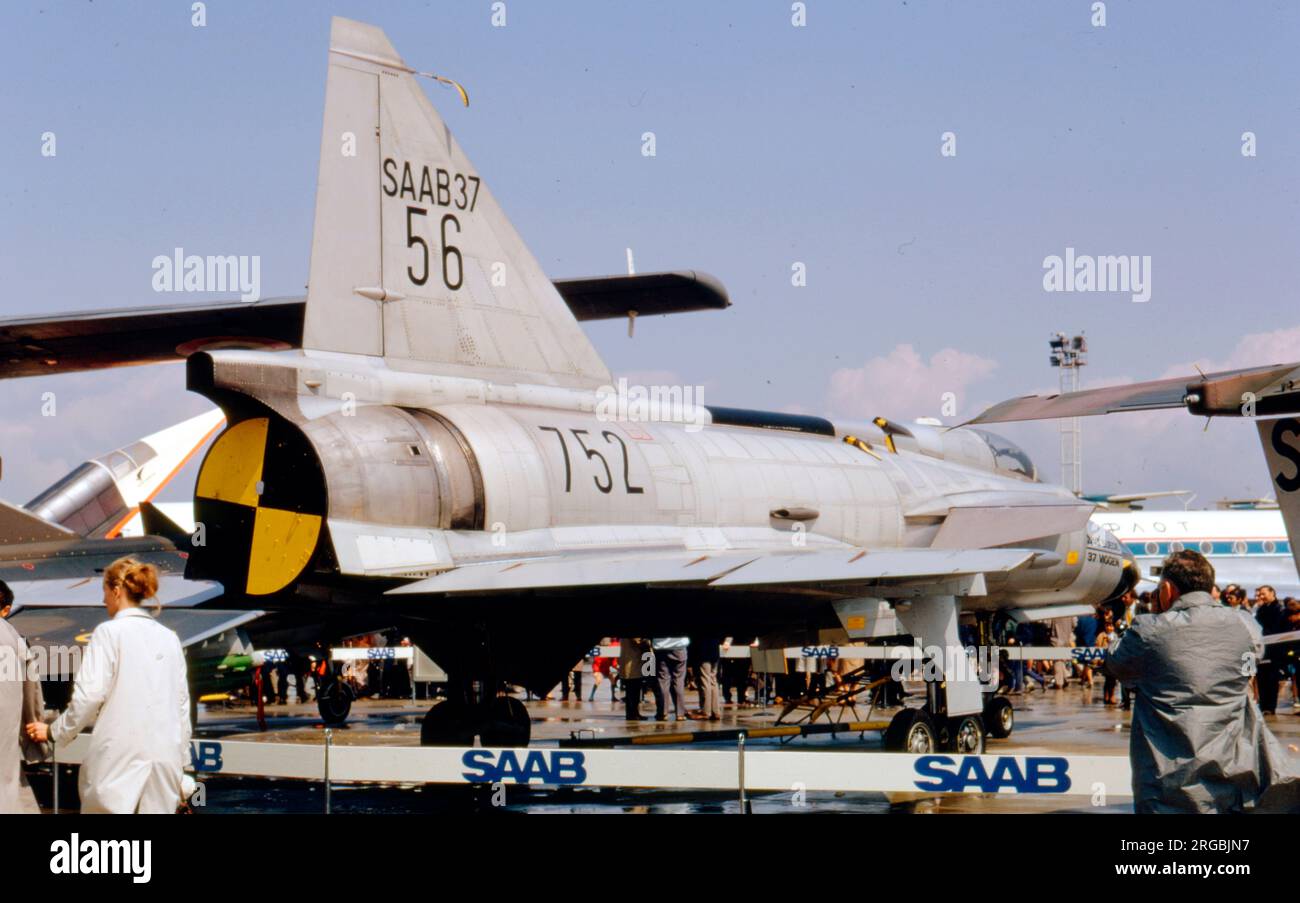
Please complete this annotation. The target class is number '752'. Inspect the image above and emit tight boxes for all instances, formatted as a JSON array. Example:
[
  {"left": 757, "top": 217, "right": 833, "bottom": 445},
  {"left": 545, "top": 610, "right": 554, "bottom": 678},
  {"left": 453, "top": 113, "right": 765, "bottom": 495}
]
[{"left": 539, "top": 426, "right": 645, "bottom": 495}]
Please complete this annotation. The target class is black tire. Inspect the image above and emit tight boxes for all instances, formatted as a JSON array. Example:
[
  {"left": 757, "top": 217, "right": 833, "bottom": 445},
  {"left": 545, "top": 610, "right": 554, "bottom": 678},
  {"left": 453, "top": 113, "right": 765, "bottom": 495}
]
[
  {"left": 420, "top": 699, "right": 477, "bottom": 747},
  {"left": 944, "top": 714, "right": 985, "bottom": 754},
  {"left": 883, "top": 708, "right": 938, "bottom": 753},
  {"left": 317, "top": 679, "right": 355, "bottom": 726},
  {"left": 984, "top": 696, "right": 1014, "bottom": 739},
  {"left": 479, "top": 695, "right": 531, "bottom": 748}
]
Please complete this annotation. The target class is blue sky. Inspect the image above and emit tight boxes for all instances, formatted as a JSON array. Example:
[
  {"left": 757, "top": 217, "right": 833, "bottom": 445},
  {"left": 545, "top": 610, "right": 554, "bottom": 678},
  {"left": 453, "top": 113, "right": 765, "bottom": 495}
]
[{"left": 2, "top": 1, "right": 1298, "bottom": 505}]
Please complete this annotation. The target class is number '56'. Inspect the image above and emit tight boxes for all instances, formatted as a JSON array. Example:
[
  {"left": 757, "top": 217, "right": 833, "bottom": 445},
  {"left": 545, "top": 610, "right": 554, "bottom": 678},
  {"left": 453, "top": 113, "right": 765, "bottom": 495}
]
[{"left": 405, "top": 206, "right": 462, "bottom": 291}]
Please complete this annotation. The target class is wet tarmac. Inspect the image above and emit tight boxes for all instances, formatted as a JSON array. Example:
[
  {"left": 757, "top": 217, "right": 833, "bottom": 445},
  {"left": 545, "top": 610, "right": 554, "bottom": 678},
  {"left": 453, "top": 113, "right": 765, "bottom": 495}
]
[{"left": 185, "top": 681, "right": 1300, "bottom": 814}]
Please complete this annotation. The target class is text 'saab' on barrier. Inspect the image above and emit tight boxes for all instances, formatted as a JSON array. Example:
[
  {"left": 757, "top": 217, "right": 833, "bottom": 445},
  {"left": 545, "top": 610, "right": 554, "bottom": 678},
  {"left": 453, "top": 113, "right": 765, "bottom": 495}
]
[
  {"left": 313, "top": 637, "right": 1299, "bottom": 681},
  {"left": 590, "top": 644, "right": 1143, "bottom": 663},
  {"left": 47, "top": 734, "right": 1134, "bottom": 805}
]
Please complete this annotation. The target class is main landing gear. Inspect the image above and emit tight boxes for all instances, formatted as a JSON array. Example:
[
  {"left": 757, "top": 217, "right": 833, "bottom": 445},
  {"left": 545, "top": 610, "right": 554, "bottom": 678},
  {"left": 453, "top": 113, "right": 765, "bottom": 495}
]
[
  {"left": 881, "top": 597, "right": 1013, "bottom": 754},
  {"left": 420, "top": 677, "right": 531, "bottom": 747},
  {"left": 984, "top": 695, "right": 1014, "bottom": 739},
  {"left": 883, "top": 707, "right": 991, "bottom": 754}
]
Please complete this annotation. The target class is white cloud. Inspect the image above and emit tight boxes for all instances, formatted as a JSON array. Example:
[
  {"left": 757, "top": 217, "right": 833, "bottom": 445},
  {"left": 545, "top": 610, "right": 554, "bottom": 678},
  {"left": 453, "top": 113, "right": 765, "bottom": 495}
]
[
  {"left": 826, "top": 344, "right": 999, "bottom": 423},
  {"left": 1161, "top": 323, "right": 1300, "bottom": 378}
]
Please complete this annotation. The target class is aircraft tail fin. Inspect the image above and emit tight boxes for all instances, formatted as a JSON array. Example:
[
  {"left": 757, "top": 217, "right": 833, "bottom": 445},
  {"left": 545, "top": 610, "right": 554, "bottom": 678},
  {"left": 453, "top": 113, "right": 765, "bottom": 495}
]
[
  {"left": 304, "top": 17, "right": 611, "bottom": 388},
  {"left": 139, "top": 501, "right": 194, "bottom": 550},
  {"left": 1256, "top": 418, "right": 1300, "bottom": 578}
]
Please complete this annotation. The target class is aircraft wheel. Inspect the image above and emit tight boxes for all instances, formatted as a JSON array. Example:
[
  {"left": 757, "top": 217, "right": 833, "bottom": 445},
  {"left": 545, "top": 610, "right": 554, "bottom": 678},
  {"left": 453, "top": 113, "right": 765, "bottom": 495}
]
[
  {"left": 420, "top": 699, "right": 477, "bottom": 747},
  {"left": 944, "top": 714, "right": 985, "bottom": 754},
  {"left": 883, "top": 708, "right": 937, "bottom": 753},
  {"left": 478, "top": 695, "right": 531, "bottom": 748},
  {"left": 984, "top": 696, "right": 1014, "bottom": 739},
  {"left": 317, "top": 679, "right": 355, "bottom": 726}
]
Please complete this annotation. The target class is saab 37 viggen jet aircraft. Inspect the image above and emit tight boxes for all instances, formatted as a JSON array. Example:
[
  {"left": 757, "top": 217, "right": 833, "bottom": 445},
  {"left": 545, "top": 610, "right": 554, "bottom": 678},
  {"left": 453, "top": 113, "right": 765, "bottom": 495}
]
[{"left": 1, "top": 18, "right": 1143, "bottom": 749}]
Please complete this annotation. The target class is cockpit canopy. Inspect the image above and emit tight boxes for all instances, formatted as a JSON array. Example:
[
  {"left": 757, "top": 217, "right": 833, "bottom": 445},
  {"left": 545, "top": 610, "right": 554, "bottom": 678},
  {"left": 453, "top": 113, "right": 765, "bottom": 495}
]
[{"left": 969, "top": 429, "right": 1038, "bottom": 481}]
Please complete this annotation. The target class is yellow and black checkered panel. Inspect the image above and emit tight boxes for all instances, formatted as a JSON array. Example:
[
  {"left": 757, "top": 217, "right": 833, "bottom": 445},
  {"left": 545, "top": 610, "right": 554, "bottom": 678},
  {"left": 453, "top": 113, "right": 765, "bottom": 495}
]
[{"left": 191, "top": 417, "right": 326, "bottom": 596}]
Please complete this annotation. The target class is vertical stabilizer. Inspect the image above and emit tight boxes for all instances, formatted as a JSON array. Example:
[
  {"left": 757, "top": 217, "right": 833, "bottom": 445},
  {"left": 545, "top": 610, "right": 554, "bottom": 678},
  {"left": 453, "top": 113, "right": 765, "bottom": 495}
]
[{"left": 304, "top": 17, "right": 611, "bottom": 388}]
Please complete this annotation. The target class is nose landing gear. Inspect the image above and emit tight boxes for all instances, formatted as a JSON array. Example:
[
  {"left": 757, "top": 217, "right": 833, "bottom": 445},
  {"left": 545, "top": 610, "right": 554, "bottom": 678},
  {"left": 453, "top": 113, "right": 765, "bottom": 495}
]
[
  {"left": 881, "top": 596, "right": 1006, "bottom": 755},
  {"left": 316, "top": 675, "right": 356, "bottom": 726}
]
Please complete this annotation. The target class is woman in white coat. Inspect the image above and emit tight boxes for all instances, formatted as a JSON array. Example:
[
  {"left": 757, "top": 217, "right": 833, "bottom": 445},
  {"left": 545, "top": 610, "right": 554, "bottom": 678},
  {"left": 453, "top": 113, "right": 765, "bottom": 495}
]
[{"left": 27, "top": 557, "right": 191, "bottom": 814}]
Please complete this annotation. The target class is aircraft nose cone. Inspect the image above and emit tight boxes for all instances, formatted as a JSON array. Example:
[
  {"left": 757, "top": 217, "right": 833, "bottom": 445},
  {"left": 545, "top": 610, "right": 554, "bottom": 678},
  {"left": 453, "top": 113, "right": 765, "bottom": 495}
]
[
  {"left": 1102, "top": 527, "right": 1143, "bottom": 593},
  {"left": 1089, "top": 524, "right": 1141, "bottom": 602},
  {"left": 1101, "top": 527, "right": 1141, "bottom": 579}
]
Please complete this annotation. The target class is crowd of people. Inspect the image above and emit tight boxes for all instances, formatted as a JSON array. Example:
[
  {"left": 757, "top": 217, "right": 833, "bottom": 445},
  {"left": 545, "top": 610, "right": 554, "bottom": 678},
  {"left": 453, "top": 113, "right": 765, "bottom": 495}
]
[
  {"left": 543, "top": 636, "right": 886, "bottom": 722},
  {"left": 990, "top": 582, "right": 1300, "bottom": 716},
  {"left": 538, "top": 576, "right": 1300, "bottom": 724},
  {"left": 535, "top": 580, "right": 1300, "bottom": 724}
]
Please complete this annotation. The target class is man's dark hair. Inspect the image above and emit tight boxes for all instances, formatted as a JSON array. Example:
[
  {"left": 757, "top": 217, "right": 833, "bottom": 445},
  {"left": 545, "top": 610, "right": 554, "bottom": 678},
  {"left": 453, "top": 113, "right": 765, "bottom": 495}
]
[
  {"left": 0, "top": 579, "right": 12, "bottom": 609},
  {"left": 1161, "top": 550, "right": 1216, "bottom": 595}
]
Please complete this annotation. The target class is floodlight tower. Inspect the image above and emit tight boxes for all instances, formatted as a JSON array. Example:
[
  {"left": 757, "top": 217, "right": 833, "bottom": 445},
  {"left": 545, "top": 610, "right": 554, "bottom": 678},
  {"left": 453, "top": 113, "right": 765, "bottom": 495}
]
[{"left": 1049, "top": 332, "right": 1087, "bottom": 496}]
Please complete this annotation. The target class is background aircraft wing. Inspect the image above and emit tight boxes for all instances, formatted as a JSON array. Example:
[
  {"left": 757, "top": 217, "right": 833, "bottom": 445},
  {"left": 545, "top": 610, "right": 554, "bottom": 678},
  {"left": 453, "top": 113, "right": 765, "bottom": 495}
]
[
  {"left": 969, "top": 361, "right": 1300, "bottom": 424},
  {"left": 0, "top": 296, "right": 304, "bottom": 380},
  {"left": 0, "top": 272, "right": 727, "bottom": 380},
  {"left": 8, "top": 573, "right": 223, "bottom": 610},
  {"left": 1082, "top": 490, "right": 1193, "bottom": 510}
]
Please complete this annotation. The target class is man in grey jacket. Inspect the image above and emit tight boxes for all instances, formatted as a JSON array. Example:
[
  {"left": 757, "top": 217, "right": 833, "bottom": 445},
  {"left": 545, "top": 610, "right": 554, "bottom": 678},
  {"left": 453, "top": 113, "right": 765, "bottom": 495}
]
[
  {"left": 0, "top": 580, "right": 43, "bottom": 814},
  {"left": 1106, "top": 550, "right": 1300, "bottom": 813}
]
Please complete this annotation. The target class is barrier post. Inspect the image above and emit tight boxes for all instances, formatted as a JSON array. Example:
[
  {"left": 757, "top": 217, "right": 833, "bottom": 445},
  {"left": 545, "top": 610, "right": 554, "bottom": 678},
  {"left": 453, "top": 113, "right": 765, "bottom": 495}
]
[
  {"left": 324, "top": 728, "right": 332, "bottom": 815},
  {"left": 737, "top": 732, "right": 752, "bottom": 814}
]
